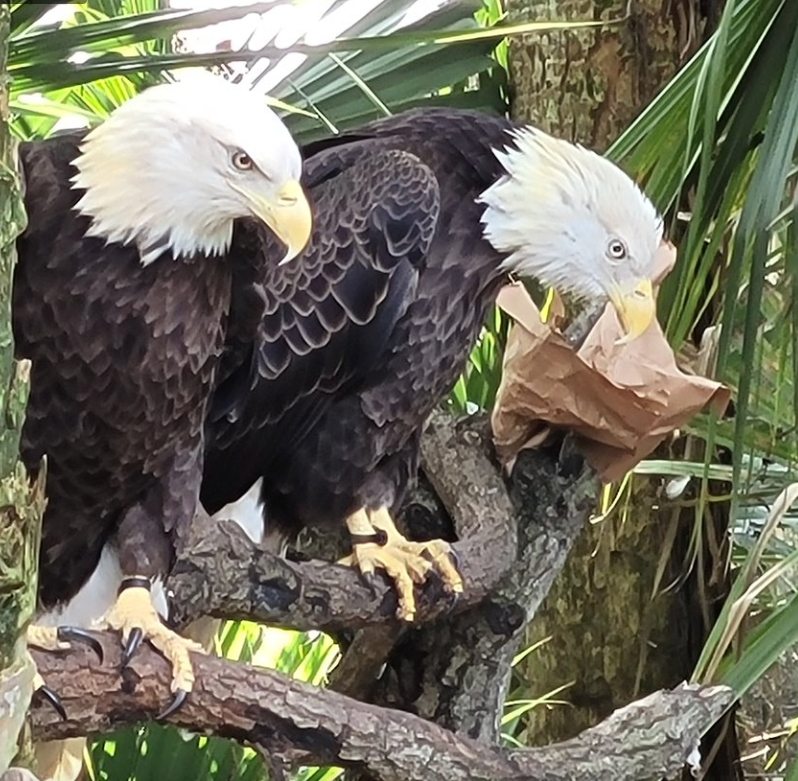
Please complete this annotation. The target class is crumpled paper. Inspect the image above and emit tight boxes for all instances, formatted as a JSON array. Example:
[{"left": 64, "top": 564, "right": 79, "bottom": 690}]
[{"left": 490, "top": 242, "right": 730, "bottom": 483}]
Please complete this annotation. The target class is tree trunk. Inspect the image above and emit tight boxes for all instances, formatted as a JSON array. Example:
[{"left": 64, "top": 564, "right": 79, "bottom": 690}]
[
  {"left": 506, "top": 0, "right": 720, "bottom": 149},
  {"left": 504, "top": 3, "right": 737, "bottom": 779},
  {"left": 0, "top": 8, "right": 44, "bottom": 774}
]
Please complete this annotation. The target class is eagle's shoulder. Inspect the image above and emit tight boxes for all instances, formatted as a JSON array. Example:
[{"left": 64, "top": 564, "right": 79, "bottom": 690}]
[{"left": 19, "top": 133, "right": 86, "bottom": 222}]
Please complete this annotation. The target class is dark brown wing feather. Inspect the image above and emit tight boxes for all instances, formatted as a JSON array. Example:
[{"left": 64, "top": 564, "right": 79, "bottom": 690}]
[
  {"left": 201, "top": 148, "right": 439, "bottom": 513},
  {"left": 16, "top": 135, "right": 231, "bottom": 609},
  {"left": 202, "top": 108, "right": 516, "bottom": 536}
]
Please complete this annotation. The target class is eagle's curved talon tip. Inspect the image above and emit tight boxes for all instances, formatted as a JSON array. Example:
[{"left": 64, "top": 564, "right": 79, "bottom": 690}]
[
  {"left": 157, "top": 688, "right": 188, "bottom": 721},
  {"left": 57, "top": 627, "right": 104, "bottom": 662},
  {"left": 446, "top": 590, "right": 460, "bottom": 613},
  {"left": 36, "top": 685, "right": 67, "bottom": 721},
  {"left": 122, "top": 627, "right": 144, "bottom": 666},
  {"left": 360, "top": 570, "right": 380, "bottom": 598},
  {"left": 448, "top": 548, "right": 462, "bottom": 574}
]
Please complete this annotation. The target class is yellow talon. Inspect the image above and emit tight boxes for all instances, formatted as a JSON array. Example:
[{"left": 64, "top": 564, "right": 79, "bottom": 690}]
[
  {"left": 97, "top": 585, "right": 203, "bottom": 694},
  {"left": 26, "top": 625, "right": 69, "bottom": 653},
  {"left": 341, "top": 507, "right": 464, "bottom": 622}
]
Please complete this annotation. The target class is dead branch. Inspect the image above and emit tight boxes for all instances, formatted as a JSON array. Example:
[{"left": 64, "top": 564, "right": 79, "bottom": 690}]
[
  {"left": 30, "top": 639, "right": 731, "bottom": 781},
  {"left": 167, "top": 410, "right": 598, "bottom": 746},
  {"left": 167, "top": 507, "right": 511, "bottom": 635}
]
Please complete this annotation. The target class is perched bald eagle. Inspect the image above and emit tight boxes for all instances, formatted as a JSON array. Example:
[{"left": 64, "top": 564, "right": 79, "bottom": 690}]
[
  {"left": 202, "top": 108, "right": 662, "bottom": 621},
  {"left": 16, "top": 76, "right": 311, "bottom": 714}
]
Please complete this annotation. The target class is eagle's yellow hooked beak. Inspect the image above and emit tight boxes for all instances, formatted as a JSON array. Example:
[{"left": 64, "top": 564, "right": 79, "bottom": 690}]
[
  {"left": 245, "top": 179, "right": 312, "bottom": 264},
  {"left": 609, "top": 278, "right": 656, "bottom": 344}
]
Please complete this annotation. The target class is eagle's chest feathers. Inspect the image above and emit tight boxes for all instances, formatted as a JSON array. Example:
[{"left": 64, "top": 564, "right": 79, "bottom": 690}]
[
  {"left": 37, "top": 250, "right": 231, "bottom": 467},
  {"left": 69, "top": 250, "right": 231, "bottom": 374}
]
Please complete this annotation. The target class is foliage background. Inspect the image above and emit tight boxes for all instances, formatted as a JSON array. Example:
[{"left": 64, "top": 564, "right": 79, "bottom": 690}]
[{"left": 8, "top": 0, "right": 798, "bottom": 777}]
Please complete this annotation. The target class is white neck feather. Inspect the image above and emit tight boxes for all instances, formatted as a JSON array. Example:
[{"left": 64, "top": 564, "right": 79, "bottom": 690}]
[
  {"left": 478, "top": 127, "right": 662, "bottom": 299},
  {"left": 72, "top": 122, "right": 236, "bottom": 266}
]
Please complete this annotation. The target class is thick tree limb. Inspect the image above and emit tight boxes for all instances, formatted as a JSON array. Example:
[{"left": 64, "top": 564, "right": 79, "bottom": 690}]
[
  {"left": 30, "top": 640, "right": 732, "bottom": 781},
  {"left": 354, "top": 308, "right": 609, "bottom": 746},
  {"left": 370, "top": 434, "right": 598, "bottom": 742},
  {"left": 168, "top": 510, "right": 511, "bottom": 634},
  {"left": 167, "top": 412, "right": 517, "bottom": 634},
  {"left": 167, "top": 407, "right": 599, "bottom": 747}
]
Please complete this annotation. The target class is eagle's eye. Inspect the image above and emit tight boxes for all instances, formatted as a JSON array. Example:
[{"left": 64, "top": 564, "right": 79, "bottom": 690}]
[
  {"left": 607, "top": 238, "right": 627, "bottom": 261},
  {"left": 232, "top": 150, "right": 253, "bottom": 171}
]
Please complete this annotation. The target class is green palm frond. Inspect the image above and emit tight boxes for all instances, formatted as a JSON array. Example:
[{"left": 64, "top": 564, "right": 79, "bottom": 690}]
[
  {"left": 600, "top": 2, "right": 798, "bottom": 768},
  {"left": 7, "top": 0, "right": 635, "bottom": 143}
]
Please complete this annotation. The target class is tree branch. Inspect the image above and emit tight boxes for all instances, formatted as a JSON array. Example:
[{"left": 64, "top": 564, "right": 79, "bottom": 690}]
[
  {"left": 166, "top": 409, "right": 599, "bottom": 746},
  {"left": 30, "top": 640, "right": 732, "bottom": 781},
  {"left": 351, "top": 309, "right": 609, "bottom": 745},
  {"left": 167, "top": 512, "right": 511, "bottom": 634},
  {"left": 167, "top": 412, "right": 517, "bottom": 635},
  {"left": 360, "top": 431, "right": 597, "bottom": 746}
]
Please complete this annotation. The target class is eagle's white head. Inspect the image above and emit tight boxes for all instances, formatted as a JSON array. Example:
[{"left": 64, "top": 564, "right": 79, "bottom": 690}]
[
  {"left": 72, "top": 76, "right": 311, "bottom": 266},
  {"left": 479, "top": 127, "right": 663, "bottom": 340}
]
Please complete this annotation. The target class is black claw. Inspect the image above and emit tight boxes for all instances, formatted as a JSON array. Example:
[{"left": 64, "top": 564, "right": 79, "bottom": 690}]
[
  {"left": 122, "top": 627, "right": 144, "bottom": 666},
  {"left": 36, "top": 685, "right": 67, "bottom": 721},
  {"left": 157, "top": 688, "right": 188, "bottom": 721},
  {"left": 359, "top": 570, "right": 381, "bottom": 599},
  {"left": 448, "top": 548, "right": 463, "bottom": 575},
  {"left": 57, "top": 627, "right": 104, "bottom": 663},
  {"left": 446, "top": 590, "right": 460, "bottom": 614},
  {"left": 425, "top": 566, "right": 443, "bottom": 588}
]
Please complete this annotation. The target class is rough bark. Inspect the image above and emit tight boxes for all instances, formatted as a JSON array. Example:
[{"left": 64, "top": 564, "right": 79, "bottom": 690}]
[
  {"left": 520, "top": 476, "right": 691, "bottom": 739},
  {"left": 168, "top": 413, "right": 517, "bottom": 634},
  {"left": 504, "top": 4, "right": 735, "bottom": 777},
  {"left": 505, "top": 0, "right": 719, "bottom": 149},
  {"left": 29, "top": 637, "right": 733, "bottom": 781},
  {"left": 0, "top": 9, "right": 44, "bottom": 774},
  {"left": 366, "top": 428, "right": 598, "bottom": 743}
]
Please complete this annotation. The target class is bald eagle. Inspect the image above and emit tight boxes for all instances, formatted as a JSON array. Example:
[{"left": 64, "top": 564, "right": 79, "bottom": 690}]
[
  {"left": 202, "top": 108, "right": 662, "bottom": 621},
  {"left": 16, "top": 77, "right": 311, "bottom": 714}
]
